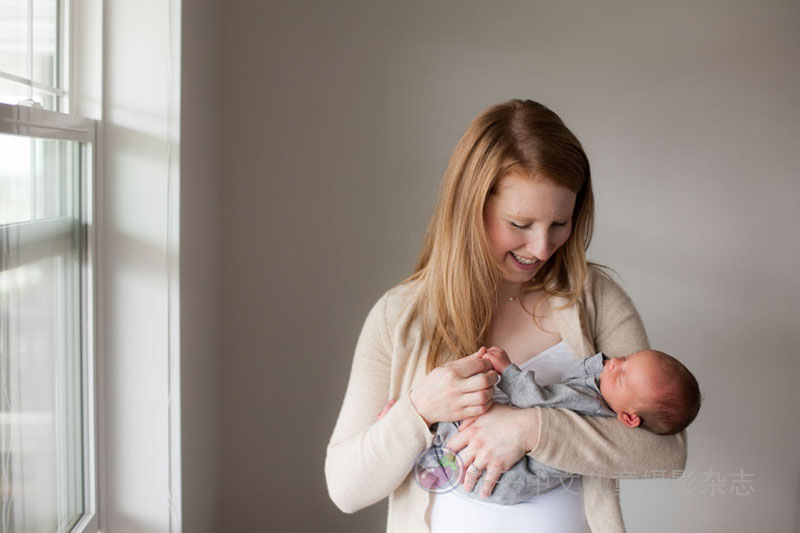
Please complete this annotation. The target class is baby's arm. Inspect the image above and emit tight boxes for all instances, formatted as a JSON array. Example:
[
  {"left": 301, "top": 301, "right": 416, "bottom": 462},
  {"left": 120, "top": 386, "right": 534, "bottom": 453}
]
[{"left": 482, "top": 347, "right": 570, "bottom": 409}]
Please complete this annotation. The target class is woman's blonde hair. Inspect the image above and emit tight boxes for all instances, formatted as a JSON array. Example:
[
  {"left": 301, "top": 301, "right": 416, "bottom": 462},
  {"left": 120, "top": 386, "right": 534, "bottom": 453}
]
[{"left": 405, "top": 100, "right": 596, "bottom": 373}]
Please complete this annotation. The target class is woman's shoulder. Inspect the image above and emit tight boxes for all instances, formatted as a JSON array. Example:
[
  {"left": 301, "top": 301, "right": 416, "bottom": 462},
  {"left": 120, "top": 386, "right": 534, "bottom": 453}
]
[
  {"left": 359, "top": 279, "right": 424, "bottom": 354},
  {"left": 365, "top": 278, "right": 422, "bottom": 326},
  {"left": 383, "top": 278, "right": 422, "bottom": 301},
  {"left": 579, "top": 264, "right": 644, "bottom": 333},
  {"left": 581, "top": 264, "right": 650, "bottom": 354},
  {"left": 582, "top": 263, "right": 633, "bottom": 303},
  {"left": 373, "top": 278, "right": 421, "bottom": 309},
  {"left": 566, "top": 264, "right": 640, "bottom": 324}
]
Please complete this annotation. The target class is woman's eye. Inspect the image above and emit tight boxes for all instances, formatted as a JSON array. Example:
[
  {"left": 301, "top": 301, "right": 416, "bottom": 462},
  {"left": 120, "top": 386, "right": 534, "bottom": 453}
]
[
  {"left": 510, "top": 222, "right": 530, "bottom": 229},
  {"left": 553, "top": 221, "right": 569, "bottom": 228}
]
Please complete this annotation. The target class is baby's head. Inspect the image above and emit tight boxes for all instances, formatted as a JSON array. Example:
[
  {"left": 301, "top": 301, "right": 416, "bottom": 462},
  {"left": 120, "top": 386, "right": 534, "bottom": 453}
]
[{"left": 598, "top": 350, "right": 701, "bottom": 435}]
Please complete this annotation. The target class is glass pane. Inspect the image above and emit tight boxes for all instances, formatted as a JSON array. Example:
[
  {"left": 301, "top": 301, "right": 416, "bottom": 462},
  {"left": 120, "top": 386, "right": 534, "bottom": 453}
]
[
  {"left": 0, "top": 137, "right": 84, "bottom": 533},
  {"left": 0, "top": 77, "right": 30, "bottom": 107},
  {"left": 0, "top": 0, "right": 60, "bottom": 111},
  {"left": 32, "top": 0, "right": 58, "bottom": 90},
  {"left": 0, "top": 133, "right": 72, "bottom": 225},
  {"left": 0, "top": 134, "right": 32, "bottom": 224},
  {"left": 34, "top": 136, "right": 72, "bottom": 220},
  {"left": 32, "top": 86, "right": 58, "bottom": 111},
  {"left": 0, "top": 0, "right": 30, "bottom": 79}
]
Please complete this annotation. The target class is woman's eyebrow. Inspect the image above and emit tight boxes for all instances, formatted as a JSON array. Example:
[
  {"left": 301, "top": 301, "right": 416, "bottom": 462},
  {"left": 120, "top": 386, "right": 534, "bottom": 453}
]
[{"left": 507, "top": 212, "right": 572, "bottom": 222}]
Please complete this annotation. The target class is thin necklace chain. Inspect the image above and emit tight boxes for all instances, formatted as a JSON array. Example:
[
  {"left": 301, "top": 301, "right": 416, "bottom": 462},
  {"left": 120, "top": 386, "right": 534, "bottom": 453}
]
[{"left": 504, "top": 278, "right": 535, "bottom": 302}]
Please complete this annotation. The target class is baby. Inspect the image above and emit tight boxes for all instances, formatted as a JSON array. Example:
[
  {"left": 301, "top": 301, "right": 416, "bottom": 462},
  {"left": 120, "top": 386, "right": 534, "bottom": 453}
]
[{"left": 428, "top": 346, "right": 702, "bottom": 504}]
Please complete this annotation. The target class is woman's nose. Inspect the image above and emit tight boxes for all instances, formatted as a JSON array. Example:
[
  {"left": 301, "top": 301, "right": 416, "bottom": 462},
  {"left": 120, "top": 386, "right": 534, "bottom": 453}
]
[{"left": 525, "top": 230, "right": 552, "bottom": 260}]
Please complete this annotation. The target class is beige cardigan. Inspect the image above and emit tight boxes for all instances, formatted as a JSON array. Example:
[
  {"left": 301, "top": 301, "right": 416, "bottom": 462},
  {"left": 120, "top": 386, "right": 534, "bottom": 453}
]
[{"left": 325, "top": 267, "right": 687, "bottom": 532}]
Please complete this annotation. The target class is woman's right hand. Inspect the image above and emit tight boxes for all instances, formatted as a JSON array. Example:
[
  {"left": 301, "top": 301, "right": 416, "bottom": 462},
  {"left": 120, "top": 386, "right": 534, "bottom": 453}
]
[{"left": 409, "top": 346, "right": 499, "bottom": 427}]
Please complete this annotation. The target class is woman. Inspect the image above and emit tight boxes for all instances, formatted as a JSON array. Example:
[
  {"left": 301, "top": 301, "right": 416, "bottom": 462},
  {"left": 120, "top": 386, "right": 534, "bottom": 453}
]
[{"left": 325, "top": 100, "right": 686, "bottom": 533}]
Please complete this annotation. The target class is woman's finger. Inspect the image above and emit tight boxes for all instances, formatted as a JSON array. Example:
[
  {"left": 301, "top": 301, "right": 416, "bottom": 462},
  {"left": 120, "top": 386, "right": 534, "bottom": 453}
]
[
  {"left": 462, "top": 458, "right": 486, "bottom": 494},
  {"left": 458, "top": 415, "right": 480, "bottom": 431},
  {"left": 450, "top": 356, "right": 493, "bottom": 379},
  {"left": 459, "top": 370, "right": 499, "bottom": 393},
  {"left": 465, "top": 346, "right": 488, "bottom": 359},
  {"left": 478, "top": 467, "right": 503, "bottom": 498},
  {"left": 459, "top": 387, "right": 493, "bottom": 408},
  {"left": 444, "top": 429, "right": 468, "bottom": 453}
]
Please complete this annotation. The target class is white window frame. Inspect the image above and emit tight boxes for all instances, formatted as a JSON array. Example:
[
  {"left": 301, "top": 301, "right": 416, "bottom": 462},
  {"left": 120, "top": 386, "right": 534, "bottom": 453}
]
[{"left": 0, "top": 45, "right": 100, "bottom": 533}]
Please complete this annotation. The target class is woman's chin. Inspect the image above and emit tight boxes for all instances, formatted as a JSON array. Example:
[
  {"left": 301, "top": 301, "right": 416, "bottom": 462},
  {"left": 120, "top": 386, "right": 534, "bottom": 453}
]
[{"left": 500, "top": 269, "right": 538, "bottom": 285}]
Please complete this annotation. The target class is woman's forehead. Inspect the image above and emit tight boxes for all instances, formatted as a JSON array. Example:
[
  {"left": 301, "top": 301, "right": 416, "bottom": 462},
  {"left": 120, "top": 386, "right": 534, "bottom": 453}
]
[{"left": 491, "top": 173, "right": 576, "bottom": 218}]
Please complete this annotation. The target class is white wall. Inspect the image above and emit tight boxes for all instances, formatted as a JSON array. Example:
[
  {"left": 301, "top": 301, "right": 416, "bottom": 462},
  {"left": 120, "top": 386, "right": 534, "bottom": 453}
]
[
  {"left": 100, "top": 0, "right": 182, "bottom": 531},
  {"left": 100, "top": 1, "right": 223, "bottom": 531},
  {"left": 216, "top": 1, "right": 800, "bottom": 532}
]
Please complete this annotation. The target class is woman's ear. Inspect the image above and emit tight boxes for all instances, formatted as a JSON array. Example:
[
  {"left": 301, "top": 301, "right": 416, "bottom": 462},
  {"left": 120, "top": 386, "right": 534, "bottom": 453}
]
[{"left": 617, "top": 411, "right": 641, "bottom": 429}]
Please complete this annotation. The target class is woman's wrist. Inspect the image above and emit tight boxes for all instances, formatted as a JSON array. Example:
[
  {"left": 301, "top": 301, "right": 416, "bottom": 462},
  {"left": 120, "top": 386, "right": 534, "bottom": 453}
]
[{"left": 408, "top": 389, "right": 432, "bottom": 427}]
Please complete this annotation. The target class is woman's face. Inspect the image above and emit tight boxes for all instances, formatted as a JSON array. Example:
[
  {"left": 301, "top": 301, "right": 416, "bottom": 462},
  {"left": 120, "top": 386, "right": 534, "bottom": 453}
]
[{"left": 483, "top": 172, "right": 577, "bottom": 284}]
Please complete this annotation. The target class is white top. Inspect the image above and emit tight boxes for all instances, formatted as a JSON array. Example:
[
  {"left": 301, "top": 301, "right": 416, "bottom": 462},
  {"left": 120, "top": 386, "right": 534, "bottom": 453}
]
[{"left": 430, "top": 341, "right": 592, "bottom": 533}]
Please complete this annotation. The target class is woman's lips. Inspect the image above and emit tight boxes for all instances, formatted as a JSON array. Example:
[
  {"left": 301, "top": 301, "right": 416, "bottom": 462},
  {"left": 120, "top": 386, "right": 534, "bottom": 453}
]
[{"left": 509, "top": 252, "right": 539, "bottom": 271}]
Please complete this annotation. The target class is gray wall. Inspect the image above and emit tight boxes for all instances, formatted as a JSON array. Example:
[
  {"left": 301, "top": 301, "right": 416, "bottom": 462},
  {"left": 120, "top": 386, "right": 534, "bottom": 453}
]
[{"left": 213, "top": 2, "right": 800, "bottom": 531}]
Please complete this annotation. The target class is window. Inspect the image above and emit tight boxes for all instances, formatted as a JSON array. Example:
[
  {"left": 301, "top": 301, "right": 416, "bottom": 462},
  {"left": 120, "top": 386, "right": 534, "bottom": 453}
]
[
  {"left": 0, "top": 0, "right": 67, "bottom": 112},
  {"left": 0, "top": 1, "right": 97, "bottom": 532}
]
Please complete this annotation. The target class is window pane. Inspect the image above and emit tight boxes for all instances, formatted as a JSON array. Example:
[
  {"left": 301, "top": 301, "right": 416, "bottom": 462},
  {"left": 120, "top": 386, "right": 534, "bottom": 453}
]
[
  {"left": 0, "top": 134, "right": 32, "bottom": 223},
  {"left": 0, "top": 0, "right": 61, "bottom": 110},
  {"left": 0, "top": 0, "right": 30, "bottom": 80},
  {"left": 32, "top": 87, "right": 58, "bottom": 111},
  {"left": 0, "top": 136, "right": 84, "bottom": 533},
  {"left": 32, "top": 0, "right": 58, "bottom": 90},
  {"left": 0, "top": 77, "right": 30, "bottom": 107},
  {"left": 0, "top": 133, "right": 73, "bottom": 225}
]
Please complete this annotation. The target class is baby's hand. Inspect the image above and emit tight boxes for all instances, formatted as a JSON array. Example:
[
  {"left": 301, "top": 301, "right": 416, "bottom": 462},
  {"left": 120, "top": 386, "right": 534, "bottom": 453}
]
[{"left": 482, "top": 346, "right": 511, "bottom": 374}]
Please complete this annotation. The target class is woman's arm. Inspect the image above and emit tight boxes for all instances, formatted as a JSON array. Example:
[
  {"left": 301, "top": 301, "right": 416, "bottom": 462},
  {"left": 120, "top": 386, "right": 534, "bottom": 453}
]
[
  {"left": 324, "top": 294, "right": 435, "bottom": 513},
  {"left": 529, "top": 407, "right": 686, "bottom": 477},
  {"left": 528, "top": 268, "right": 687, "bottom": 477}
]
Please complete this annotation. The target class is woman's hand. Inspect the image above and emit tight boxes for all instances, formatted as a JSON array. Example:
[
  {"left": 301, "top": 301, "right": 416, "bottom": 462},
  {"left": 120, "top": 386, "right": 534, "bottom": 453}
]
[
  {"left": 444, "top": 403, "right": 540, "bottom": 498},
  {"left": 409, "top": 347, "right": 498, "bottom": 427}
]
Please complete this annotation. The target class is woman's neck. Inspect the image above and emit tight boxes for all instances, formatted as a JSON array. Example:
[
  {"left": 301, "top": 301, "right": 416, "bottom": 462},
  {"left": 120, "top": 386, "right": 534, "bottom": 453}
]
[{"left": 497, "top": 281, "right": 525, "bottom": 302}]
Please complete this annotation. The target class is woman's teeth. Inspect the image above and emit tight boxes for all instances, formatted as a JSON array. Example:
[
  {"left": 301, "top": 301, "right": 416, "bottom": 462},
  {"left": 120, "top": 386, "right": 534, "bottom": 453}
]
[{"left": 511, "top": 252, "right": 537, "bottom": 265}]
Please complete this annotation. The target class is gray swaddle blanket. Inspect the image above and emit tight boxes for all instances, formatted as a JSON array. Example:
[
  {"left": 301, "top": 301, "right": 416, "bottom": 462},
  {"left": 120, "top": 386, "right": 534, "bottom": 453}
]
[{"left": 431, "top": 352, "right": 613, "bottom": 505}]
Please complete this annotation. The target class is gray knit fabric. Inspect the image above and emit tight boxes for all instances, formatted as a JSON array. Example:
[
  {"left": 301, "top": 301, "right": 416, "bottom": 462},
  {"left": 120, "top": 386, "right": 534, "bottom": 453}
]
[{"left": 432, "top": 352, "right": 614, "bottom": 505}]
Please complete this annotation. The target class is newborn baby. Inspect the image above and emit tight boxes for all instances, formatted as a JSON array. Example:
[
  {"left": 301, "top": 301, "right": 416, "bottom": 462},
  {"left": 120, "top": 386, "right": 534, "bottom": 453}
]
[{"left": 429, "top": 346, "right": 701, "bottom": 504}]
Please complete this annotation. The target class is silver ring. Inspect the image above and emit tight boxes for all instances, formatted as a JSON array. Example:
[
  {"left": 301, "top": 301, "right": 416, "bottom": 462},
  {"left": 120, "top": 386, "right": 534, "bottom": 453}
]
[{"left": 467, "top": 463, "right": 482, "bottom": 475}]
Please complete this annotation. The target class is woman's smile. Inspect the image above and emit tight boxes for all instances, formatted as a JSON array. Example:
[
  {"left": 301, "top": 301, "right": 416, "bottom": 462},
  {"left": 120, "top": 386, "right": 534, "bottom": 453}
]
[{"left": 509, "top": 251, "right": 539, "bottom": 270}]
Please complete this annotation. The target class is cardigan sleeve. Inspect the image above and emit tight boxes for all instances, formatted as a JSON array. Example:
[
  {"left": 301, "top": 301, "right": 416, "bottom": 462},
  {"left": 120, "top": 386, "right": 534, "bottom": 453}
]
[
  {"left": 324, "top": 291, "right": 435, "bottom": 513},
  {"left": 527, "top": 269, "right": 688, "bottom": 478}
]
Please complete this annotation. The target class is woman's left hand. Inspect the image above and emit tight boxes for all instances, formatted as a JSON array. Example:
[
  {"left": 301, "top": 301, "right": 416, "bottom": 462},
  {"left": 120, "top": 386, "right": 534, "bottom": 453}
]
[{"left": 444, "top": 403, "right": 540, "bottom": 498}]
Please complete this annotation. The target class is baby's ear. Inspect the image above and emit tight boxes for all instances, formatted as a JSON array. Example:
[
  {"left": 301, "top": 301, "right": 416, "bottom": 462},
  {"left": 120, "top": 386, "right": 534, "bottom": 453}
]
[{"left": 618, "top": 411, "right": 641, "bottom": 429}]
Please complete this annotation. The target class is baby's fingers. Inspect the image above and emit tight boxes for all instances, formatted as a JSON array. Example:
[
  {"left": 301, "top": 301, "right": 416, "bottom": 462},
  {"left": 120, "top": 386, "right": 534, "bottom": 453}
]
[{"left": 482, "top": 350, "right": 510, "bottom": 374}]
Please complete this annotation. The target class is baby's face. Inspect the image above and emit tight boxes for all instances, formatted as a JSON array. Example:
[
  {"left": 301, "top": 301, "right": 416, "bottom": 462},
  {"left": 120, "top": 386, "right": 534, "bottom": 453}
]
[{"left": 598, "top": 350, "right": 663, "bottom": 418}]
